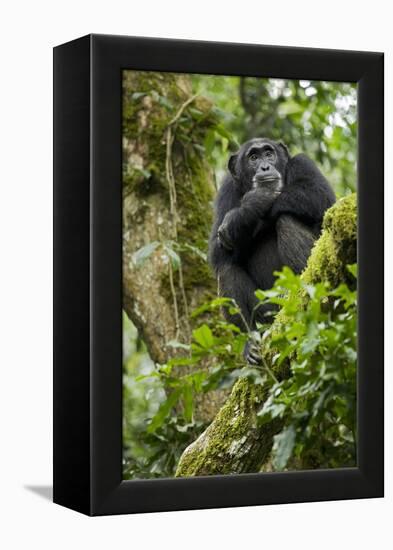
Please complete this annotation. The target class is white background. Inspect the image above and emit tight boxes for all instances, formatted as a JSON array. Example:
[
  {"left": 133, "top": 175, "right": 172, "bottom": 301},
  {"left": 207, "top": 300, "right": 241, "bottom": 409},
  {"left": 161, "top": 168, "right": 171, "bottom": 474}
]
[{"left": 0, "top": 1, "right": 391, "bottom": 548}]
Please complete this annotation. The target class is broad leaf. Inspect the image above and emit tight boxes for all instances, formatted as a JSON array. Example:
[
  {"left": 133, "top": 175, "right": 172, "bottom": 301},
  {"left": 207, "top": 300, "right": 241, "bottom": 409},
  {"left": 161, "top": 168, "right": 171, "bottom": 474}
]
[
  {"left": 272, "top": 425, "right": 296, "bottom": 470},
  {"left": 147, "top": 388, "right": 182, "bottom": 433},
  {"left": 193, "top": 324, "right": 214, "bottom": 349},
  {"left": 132, "top": 241, "right": 160, "bottom": 267}
]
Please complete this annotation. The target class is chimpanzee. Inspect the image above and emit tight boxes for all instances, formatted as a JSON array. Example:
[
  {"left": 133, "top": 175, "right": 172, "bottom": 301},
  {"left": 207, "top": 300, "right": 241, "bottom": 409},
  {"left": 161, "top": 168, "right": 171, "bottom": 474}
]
[{"left": 208, "top": 138, "right": 336, "bottom": 364}]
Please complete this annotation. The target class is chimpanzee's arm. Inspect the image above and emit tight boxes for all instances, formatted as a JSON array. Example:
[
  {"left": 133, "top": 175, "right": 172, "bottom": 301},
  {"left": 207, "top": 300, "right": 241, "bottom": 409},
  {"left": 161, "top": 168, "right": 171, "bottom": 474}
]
[
  {"left": 270, "top": 154, "right": 336, "bottom": 226},
  {"left": 208, "top": 178, "right": 271, "bottom": 330},
  {"left": 208, "top": 176, "right": 242, "bottom": 268},
  {"left": 215, "top": 187, "right": 279, "bottom": 251}
]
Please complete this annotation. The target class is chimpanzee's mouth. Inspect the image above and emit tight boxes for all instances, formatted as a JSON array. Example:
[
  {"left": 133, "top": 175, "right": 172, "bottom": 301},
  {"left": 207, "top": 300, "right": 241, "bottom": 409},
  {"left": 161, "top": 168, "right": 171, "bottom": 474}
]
[{"left": 252, "top": 176, "right": 282, "bottom": 188}]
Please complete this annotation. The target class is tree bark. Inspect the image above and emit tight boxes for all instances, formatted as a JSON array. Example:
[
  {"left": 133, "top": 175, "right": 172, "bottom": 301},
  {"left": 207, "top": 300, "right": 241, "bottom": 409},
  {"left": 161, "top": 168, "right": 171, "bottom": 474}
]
[
  {"left": 175, "top": 194, "right": 357, "bottom": 476},
  {"left": 122, "top": 71, "right": 226, "bottom": 421}
]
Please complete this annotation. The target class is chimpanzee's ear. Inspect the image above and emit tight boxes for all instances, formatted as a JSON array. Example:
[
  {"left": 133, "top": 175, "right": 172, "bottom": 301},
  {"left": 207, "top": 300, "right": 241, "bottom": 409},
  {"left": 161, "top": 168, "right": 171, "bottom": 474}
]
[
  {"left": 278, "top": 141, "right": 290, "bottom": 159},
  {"left": 228, "top": 153, "right": 239, "bottom": 181}
]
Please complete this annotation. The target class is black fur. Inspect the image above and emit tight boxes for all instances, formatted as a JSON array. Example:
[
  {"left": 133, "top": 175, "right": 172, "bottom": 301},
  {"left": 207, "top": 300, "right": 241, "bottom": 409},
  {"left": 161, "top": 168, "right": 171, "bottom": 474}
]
[{"left": 208, "top": 138, "right": 336, "bottom": 363}]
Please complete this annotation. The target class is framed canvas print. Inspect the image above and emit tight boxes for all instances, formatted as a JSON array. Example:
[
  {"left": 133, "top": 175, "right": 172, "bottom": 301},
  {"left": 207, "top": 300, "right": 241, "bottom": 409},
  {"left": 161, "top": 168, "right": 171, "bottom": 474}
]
[{"left": 53, "top": 34, "right": 384, "bottom": 516}]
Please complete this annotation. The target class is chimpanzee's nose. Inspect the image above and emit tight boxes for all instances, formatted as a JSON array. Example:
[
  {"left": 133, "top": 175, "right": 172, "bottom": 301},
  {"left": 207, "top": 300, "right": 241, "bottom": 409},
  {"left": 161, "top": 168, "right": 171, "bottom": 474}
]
[{"left": 261, "top": 163, "right": 270, "bottom": 171}]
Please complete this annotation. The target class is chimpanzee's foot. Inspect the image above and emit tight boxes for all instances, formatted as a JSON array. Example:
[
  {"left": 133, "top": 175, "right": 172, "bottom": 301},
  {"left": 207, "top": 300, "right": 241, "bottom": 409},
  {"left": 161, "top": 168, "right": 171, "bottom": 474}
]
[{"left": 243, "top": 338, "right": 262, "bottom": 365}]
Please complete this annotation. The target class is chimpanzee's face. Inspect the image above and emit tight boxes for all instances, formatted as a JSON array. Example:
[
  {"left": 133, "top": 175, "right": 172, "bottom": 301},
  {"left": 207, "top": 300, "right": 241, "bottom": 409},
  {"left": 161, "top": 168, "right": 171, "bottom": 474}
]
[{"left": 228, "top": 138, "right": 290, "bottom": 193}]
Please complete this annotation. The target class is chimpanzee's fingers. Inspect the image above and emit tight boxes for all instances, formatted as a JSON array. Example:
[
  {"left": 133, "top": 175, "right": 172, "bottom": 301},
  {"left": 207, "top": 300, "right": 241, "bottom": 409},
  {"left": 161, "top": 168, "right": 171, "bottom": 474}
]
[
  {"left": 249, "top": 346, "right": 262, "bottom": 365},
  {"left": 217, "top": 226, "right": 233, "bottom": 250},
  {"left": 244, "top": 340, "right": 262, "bottom": 365}
]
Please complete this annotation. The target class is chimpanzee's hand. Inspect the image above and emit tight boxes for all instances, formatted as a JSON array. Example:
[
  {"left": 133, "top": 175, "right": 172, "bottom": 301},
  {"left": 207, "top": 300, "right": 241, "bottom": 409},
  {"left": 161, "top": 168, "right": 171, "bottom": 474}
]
[
  {"left": 241, "top": 187, "right": 281, "bottom": 216},
  {"left": 217, "top": 209, "right": 238, "bottom": 250}
]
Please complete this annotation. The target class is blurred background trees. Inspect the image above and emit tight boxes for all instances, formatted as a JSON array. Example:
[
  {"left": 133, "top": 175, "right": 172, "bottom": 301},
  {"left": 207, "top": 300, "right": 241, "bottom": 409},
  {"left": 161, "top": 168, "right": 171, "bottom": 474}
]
[
  {"left": 192, "top": 75, "right": 356, "bottom": 196},
  {"left": 123, "top": 71, "right": 357, "bottom": 479}
]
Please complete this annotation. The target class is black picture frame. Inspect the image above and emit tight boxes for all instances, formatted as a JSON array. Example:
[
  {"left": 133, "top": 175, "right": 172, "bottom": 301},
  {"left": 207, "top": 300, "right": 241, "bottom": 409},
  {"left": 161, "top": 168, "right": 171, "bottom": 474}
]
[{"left": 53, "top": 34, "right": 384, "bottom": 516}]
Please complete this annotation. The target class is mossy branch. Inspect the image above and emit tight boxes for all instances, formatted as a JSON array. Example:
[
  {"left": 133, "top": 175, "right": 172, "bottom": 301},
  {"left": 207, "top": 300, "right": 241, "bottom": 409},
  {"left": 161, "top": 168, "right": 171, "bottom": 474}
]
[{"left": 175, "top": 194, "right": 357, "bottom": 477}]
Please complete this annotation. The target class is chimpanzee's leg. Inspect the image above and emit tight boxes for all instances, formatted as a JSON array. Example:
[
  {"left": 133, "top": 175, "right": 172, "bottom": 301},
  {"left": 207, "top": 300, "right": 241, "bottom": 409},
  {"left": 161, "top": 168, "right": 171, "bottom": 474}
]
[
  {"left": 217, "top": 262, "right": 273, "bottom": 364},
  {"left": 217, "top": 262, "right": 259, "bottom": 330}
]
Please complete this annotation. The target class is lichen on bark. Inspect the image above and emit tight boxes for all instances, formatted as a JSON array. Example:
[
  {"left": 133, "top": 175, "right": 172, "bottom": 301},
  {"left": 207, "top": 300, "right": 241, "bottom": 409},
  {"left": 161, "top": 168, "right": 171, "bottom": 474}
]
[{"left": 175, "top": 194, "right": 357, "bottom": 477}]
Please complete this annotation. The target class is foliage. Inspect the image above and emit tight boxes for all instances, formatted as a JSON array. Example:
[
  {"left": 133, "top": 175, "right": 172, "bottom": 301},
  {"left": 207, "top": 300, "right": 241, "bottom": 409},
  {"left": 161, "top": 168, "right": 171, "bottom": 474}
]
[
  {"left": 256, "top": 265, "right": 357, "bottom": 469},
  {"left": 123, "top": 311, "right": 208, "bottom": 479},
  {"left": 192, "top": 76, "right": 357, "bottom": 196},
  {"left": 124, "top": 263, "right": 357, "bottom": 476},
  {"left": 131, "top": 239, "right": 206, "bottom": 270},
  {"left": 123, "top": 299, "right": 252, "bottom": 479}
]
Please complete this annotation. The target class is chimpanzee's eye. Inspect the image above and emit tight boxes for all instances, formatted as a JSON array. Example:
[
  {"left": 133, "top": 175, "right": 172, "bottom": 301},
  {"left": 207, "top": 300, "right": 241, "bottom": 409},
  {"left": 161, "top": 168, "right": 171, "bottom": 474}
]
[
  {"left": 264, "top": 149, "right": 274, "bottom": 159},
  {"left": 249, "top": 153, "right": 258, "bottom": 162}
]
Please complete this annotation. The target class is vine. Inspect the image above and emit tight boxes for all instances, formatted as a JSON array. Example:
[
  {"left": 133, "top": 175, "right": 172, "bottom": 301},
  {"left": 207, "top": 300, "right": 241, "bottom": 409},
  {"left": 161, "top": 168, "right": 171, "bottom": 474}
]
[{"left": 164, "top": 94, "right": 199, "bottom": 340}]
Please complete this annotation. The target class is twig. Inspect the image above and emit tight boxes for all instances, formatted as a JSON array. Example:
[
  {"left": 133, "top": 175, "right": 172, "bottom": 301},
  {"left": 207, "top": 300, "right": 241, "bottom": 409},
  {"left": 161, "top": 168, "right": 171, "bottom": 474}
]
[
  {"left": 168, "top": 259, "right": 180, "bottom": 340},
  {"left": 168, "top": 94, "right": 199, "bottom": 127},
  {"left": 260, "top": 355, "right": 280, "bottom": 386}
]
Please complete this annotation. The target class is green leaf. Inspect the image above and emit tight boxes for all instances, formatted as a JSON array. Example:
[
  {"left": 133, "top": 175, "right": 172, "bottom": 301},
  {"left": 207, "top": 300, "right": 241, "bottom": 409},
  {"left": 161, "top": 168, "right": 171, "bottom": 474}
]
[
  {"left": 135, "top": 167, "right": 152, "bottom": 179},
  {"left": 132, "top": 241, "right": 160, "bottom": 267},
  {"left": 167, "top": 355, "right": 199, "bottom": 367},
  {"left": 221, "top": 137, "right": 229, "bottom": 153},
  {"left": 147, "top": 388, "right": 181, "bottom": 433},
  {"left": 215, "top": 124, "right": 233, "bottom": 141},
  {"left": 180, "top": 242, "right": 207, "bottom": 261},
  {"left": 189, "top": 107, "right": 204, "bottom": 119},
  {"left": 272, "top": 425, "right": 296, "bottom": 470},
  {"left": 191, "top": 297, "right": 232, "bottom": 317},
  {"left": 347, "top": 264, "right": 357, "bottom": 278},
  {"left": 255, "top": 289, "right": 267, "bottom": 301},
  {"left": 131, "top": 92, "right": 146, "bottom": 101},
  {"left": 188, "top": 370, "right": 209, "bottom": 392},
  {"left": 204, "top": 129, "right": 216, "bottom": 156},
  {"left": 164, "top": 244, "right": 181, "bottom": 270},
  {"left": 278, "top": 101, "right": 303, "bottom": 116},
  {"left": 192, "top": 324, "right": 214, "bottom": 349},
  {"left": 183, "top": 385, "right": 194, "bottom": 422},
  {"left": 157, "top": 95, "right": 174, "bottom": 110}
]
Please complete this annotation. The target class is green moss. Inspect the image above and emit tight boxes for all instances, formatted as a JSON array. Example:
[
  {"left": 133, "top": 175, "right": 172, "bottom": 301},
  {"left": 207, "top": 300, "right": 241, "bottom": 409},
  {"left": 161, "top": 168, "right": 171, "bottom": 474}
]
[
  {"left": 303, "top": 194, "right": 357, "bottom": 287},
  {"left": 123, "top": 72, "right": 188, "bottom": 196},
  {"left": 269, "top": 194, "right": 357, "bottom": 349},
  {"left": 269, "top": 194, "right": 357, "bottom": 335},
  {"left": 176, "top": 377, "right": 285, "bottom": 476},
  {"left": 122, "top": 71, "right": 219, "bottom": 201},
  {"left": 176, "top": 379, "right": 264, "bottom": 476}
]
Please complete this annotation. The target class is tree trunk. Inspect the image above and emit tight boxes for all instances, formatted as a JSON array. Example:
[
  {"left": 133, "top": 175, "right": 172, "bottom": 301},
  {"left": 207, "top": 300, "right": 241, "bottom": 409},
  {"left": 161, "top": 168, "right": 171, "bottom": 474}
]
[
  {"left": 176, "top": 194, "right": 357, "bottom": 476},
  {"left": 122, "top": 71, "right": 225, "bottom": 421}
]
